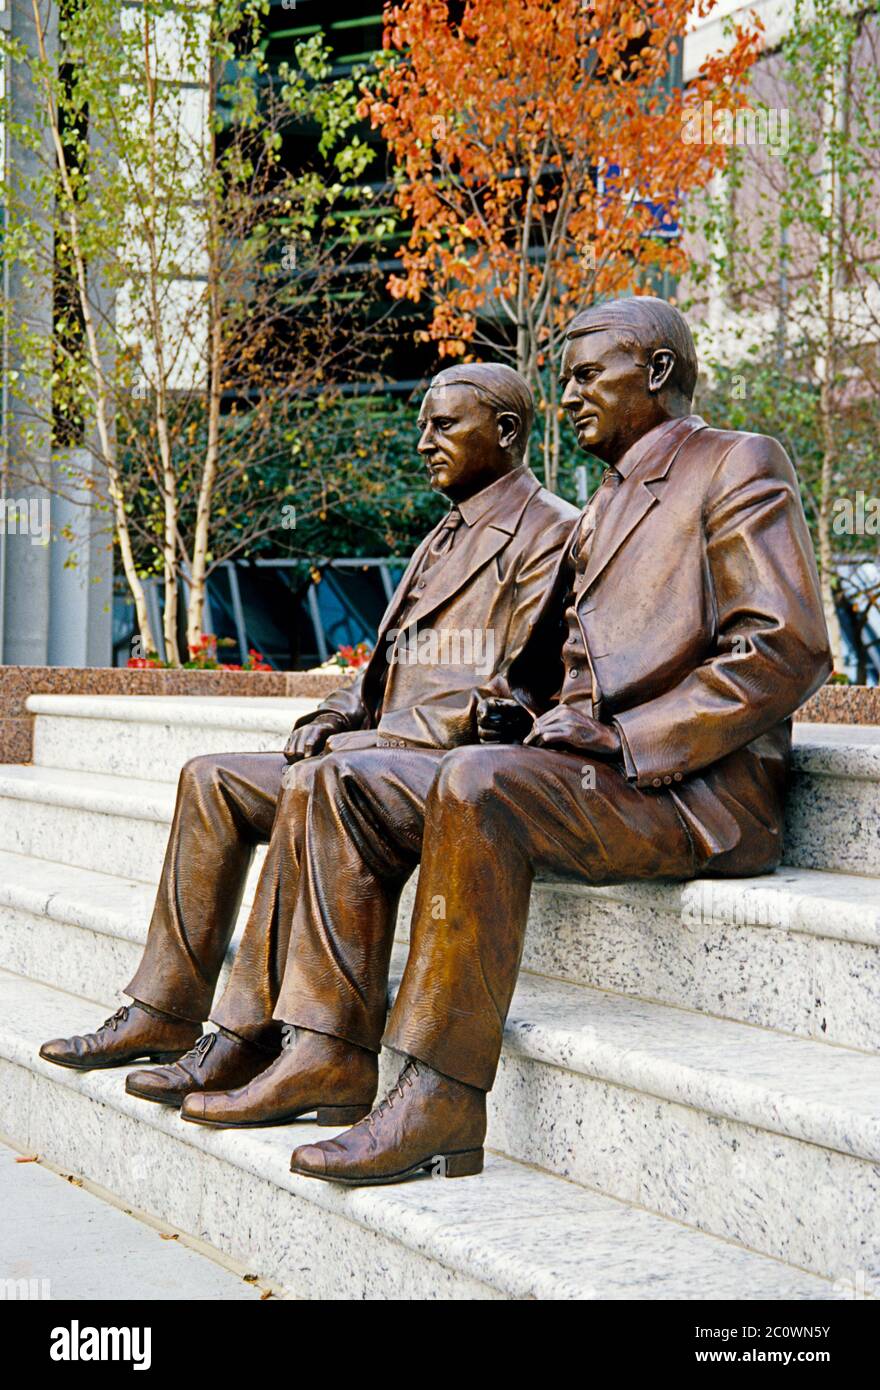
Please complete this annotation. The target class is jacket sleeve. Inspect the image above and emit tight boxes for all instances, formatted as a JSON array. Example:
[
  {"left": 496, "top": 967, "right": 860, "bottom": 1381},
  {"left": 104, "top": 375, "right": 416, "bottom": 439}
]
[
  {"left": 506, "top": 518, "right": 580, "bottom": 716},
  {"left": 503, "top": 513, "right": 579, "bottom": 681},
  {"left": 291, "top": 671, "right": 369, "bottom": 734},
  {"left": 614, "top": 435, "right": 832, "bottom": 788}
]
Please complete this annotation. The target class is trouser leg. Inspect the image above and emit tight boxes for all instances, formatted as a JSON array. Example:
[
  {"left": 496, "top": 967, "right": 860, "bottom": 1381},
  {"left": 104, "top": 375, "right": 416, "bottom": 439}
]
[
  {"left": 274, "top": 748, "right": 444, "bottom": 1051},
  {"left": 125, "top": 752, "right": 286, "bottom": 1023},
  {"left": 210, "top": 755, "right": 321, "bottom": 1044},
  {"left": 384, "top": 744, "right": 697, "bottom": 1090}
]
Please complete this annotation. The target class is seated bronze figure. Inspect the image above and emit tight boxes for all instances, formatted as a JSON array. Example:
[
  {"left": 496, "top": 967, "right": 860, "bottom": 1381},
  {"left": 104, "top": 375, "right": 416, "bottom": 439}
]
[
  {"left": 39, "top": 365, "right": 578, "bottom": 1113},
  {"left": 42, "top": 296, "right": 830, "bottom": 1191},
  {"left": 265, "top": 295, "right": 829, "bottom": 1185}
]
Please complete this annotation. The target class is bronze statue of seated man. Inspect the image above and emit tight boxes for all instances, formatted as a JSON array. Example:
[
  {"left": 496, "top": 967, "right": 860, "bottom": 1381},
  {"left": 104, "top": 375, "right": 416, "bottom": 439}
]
[
  {"left": 211, "top": 295, "right": 828, "bottom": 1185},
  {"left": 39, "top": 364, "right": 578, "bottom": 1118}
]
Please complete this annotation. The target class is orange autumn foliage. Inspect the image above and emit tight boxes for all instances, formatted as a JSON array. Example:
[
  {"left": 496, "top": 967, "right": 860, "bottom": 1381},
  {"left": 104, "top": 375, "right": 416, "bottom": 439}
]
[{"left": 361, "top": 0, "right": 763, "bottom": 480}]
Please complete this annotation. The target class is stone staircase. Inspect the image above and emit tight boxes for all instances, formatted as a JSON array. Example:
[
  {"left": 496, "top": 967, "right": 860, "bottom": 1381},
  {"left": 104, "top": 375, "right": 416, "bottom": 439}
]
[{"left": 0, "top": 691, "right": 877, "bottom": 1300}]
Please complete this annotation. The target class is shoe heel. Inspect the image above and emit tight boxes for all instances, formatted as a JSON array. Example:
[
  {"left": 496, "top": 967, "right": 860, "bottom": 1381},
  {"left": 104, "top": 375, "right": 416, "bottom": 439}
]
[
  {"left": 316, "top": 1104, "right": 372, "bottom": 1127},
  {"left": 441, "top": 1148, "right": 484, "bottom": 1179}
]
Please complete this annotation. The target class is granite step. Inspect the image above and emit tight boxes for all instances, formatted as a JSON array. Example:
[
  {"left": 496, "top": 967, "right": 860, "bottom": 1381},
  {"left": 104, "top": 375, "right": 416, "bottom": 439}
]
[
  {"left": 30, "top": 694, "right": 305, "bottom": 782},
  {"left": 2, "top": 844, "right": 879, "bottom": 1053},
  {"left": 2, "top": 698, "right": 878, "bottom": 1293},
  {"left": 479, "top": 867, "right": 880, "bottom": 1052},
  {"left": 471, "top": 955, "right": 880, "bottom": 1282},
  {"left": 2, "top": 856, "right": 878, "bottom": 1284},
  {"left": 22, "top": 697, "right": 880, "bottom": 875},
  {"left": 0, "top": 851, "right": 249, "bottom": 1007},
  {"left": 0, "top": 765, "right": 182, "bottom": 881},
  {"left": 785, "top": 723, "right": 880, "bottom": 875},
  {"left": 0, "top": 968, "right": 851, "bottom": 1302}
]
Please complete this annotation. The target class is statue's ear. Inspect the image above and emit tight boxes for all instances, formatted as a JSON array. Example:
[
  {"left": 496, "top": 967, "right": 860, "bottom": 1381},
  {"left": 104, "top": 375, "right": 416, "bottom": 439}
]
[
  {"left": 647, "top": 348, "right": 675, "bottom": 394},
  {"left": 497, "top": 411, "right": 520, "bottom": 451}
]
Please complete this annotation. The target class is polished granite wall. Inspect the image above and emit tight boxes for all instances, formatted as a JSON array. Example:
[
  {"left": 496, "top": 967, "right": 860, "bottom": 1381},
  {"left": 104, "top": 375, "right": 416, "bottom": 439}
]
[
  {"left": 797, "top": 683, "right": 880, "bottom": 726},
  {"left": 0, "top": 666, "right": 347, "bottom": 763}
]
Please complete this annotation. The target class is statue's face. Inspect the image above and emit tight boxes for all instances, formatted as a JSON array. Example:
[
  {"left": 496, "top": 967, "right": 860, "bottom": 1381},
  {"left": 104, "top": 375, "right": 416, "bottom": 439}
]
[
  {"left": 560, "top": 330, "right": 652, "bottom": 462},
  {"left": 417, "top": 384, "right": 507, "bottom": 498}
]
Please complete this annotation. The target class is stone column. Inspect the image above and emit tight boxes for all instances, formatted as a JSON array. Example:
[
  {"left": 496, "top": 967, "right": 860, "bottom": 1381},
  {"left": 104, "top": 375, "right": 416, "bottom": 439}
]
[
  {"left": 1, "top": 0, "right": 112, "bottom": 667},
  {"left": 1, "top": 0, "right": 55, "bottom": 666}
]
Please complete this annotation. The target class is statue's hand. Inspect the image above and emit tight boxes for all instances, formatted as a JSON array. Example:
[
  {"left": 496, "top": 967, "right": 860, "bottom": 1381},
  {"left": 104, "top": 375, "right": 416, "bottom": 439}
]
[
  {"left": 524, "top": 707, "right": 621, "bottom": 757},
  {"left": 476, "top": 697, "right": 534, "bottom": 744},
  {"left": 283, "top": 717, "right": 343, "bottom": 764}
]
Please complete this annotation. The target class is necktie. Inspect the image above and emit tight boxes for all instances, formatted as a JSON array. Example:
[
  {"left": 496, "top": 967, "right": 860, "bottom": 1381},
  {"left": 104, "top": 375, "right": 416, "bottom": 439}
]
[
  {"left": 574, "top": 467, "right": 621, "bottom": 562},
  {"left": 392, "top": 506, "right": 463, "bottom": 635},
  {"left": 422, "top": 506, "right": 463, "bottom": 575}
]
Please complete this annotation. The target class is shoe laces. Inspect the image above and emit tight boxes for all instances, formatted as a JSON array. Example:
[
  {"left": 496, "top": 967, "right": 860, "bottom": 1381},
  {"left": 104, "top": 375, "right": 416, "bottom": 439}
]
[
  {"left": 99, "top": 1006, "right": 130, "bottom": 1034},
  {"left": 367, "top": 1059, "right": 420, "bottom": 1125},
  {"left": 174, "top": 1032, "right": 216, "bottom": 1069}
]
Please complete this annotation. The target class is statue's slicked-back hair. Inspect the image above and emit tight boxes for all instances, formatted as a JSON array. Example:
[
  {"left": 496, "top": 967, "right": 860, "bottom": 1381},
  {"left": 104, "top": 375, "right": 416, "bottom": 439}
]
[
  {"left": 429, "top": 363, "right": 535, "bottom": 455},
  {"left": 565, "top": 296, "right": 699, "bottom": 401}
]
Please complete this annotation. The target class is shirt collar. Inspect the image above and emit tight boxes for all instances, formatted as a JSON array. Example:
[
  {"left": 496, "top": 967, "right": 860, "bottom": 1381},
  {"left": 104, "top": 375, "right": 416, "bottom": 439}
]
[
  {"left": 615, "top": 415, "right": 704, "bottom": 480},
  {"left": 455, "top": 464, "right": 532, "bottom": 529}
]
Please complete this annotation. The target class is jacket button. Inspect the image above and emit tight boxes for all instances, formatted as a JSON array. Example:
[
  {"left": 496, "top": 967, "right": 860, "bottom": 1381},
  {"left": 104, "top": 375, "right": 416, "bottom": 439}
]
[
  {"left": 663, "top": 776, "right": 672, "bottom": 785},
  {"left": 652, "top": 778, "right": 662, "bottom": 788},
  {"left": 674, "top": 772, "right": 683, "bottom": 782},
  {"left": 569, "top": 669, "right": 580, "bottom": 679}
]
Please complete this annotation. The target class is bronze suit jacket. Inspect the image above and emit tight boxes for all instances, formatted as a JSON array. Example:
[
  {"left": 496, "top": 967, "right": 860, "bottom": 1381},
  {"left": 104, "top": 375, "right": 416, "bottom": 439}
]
[
  {"left": 509, "top": 416, "right": 832, "bottom": 869},
  {"left": 295, "top": 465, "right": 579, "bottom": 751}
]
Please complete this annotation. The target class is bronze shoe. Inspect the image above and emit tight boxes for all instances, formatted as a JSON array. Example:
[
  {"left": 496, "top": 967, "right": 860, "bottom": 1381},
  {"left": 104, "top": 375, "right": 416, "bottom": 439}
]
[
  {"left": 289, "top": 1058, "right": 486, "bottom": 1186},
  {"left": 39, "top": 1003, "right": 201, "bottom": 1072},
  {"left": 125, "top": 1029, "right": 274, "bottom": 1106},
  {"left": 179, "top": 1026, "right": 378, "bottom": 1129}
]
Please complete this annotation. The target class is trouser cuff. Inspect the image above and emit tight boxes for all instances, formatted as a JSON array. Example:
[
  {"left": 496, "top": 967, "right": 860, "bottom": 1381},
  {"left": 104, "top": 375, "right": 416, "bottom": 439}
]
[
  {"left": 381, "top": 1019, "right": 496, "bottom": 1092},
  {"left": 208, "top": 1013, "right": 282, "bottom": 1052},
  {"left": 124, "top": 987, "right": 205, "bottom": 1027},
  {"left": 276, "top": 997, "right": 383, "bottom": 1055}
]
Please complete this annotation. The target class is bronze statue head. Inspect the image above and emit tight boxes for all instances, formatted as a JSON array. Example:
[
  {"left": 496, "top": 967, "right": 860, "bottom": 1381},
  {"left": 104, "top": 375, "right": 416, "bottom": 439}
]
[
  {"left": 560, "top": 296, "right": 698, "bottom": 465},
  {"left": 417, "top": 363, "right": 534, "bottom": 501}
]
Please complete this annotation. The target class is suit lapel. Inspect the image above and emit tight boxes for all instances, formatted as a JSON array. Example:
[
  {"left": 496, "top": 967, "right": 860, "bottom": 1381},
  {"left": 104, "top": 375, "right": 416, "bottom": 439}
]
[
  {"left": 358, "top": 527, "right": 439, "bottom": 715},
  {"left": 360, "top": 470, "right": 538, "bottom": 714},
  {"left": 398, "top": 523, "right": 509, "bottom": 633},
  {"left": 581, "top": 416, "right": 707, "bottom": 595}
]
